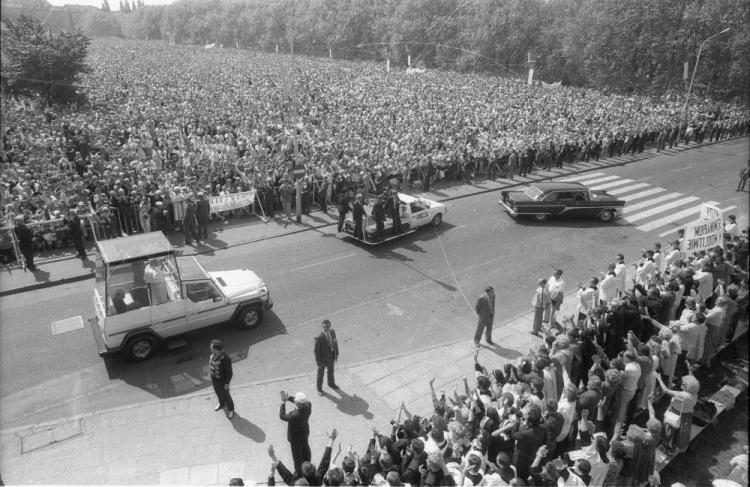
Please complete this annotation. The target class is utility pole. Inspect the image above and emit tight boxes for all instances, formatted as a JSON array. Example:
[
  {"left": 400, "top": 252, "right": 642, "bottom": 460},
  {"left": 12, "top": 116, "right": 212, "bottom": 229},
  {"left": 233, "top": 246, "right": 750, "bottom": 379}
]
[{"left": 681, "top": 28, "right": 731, "bottom": 126}]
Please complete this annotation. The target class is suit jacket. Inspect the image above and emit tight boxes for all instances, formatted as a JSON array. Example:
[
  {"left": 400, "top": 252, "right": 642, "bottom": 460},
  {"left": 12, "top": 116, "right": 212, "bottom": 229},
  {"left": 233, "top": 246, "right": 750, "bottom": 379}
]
[
  {"left": 280, "top": 399, "right": 311, "bottom": 443},
  {"left": 475, "top": 292, "right": 495, "bottom": 325},
  {"left": 314, "top": 329, "right": 339, "bottom": 365},
  {"left": 196, "top": 198, "right": 211, "bottom": 221},
  {"left": 353, "top": 201, "right": 365, "bottom": 222}
]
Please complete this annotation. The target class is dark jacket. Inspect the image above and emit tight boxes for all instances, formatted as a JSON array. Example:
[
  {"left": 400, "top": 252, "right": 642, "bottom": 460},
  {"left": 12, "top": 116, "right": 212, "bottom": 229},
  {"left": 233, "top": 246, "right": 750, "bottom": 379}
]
[
  {"left": 314, "top": 329, "right": 339, "bottom": 366},
  {"left": 196, "top": 198, "right": 211, "bottom": 222},
  {"left": 280, "top": 399, "right": 311, "bottom": 443},
  {"left": 14, "top": 223, "right": 34, "bottom": 250},
  {"left": 209, "top": 351, "right": 233, "bottom": 384}
]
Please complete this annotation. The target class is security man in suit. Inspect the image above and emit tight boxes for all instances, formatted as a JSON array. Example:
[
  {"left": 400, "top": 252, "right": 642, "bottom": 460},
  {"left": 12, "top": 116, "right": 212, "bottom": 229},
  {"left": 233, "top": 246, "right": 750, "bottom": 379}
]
[
  {"left": 384, "top": 189, "right": 402, "bottom": 234},
  {"left": 196, "top": 191, "right": 211, "bottom": 239},
  {"left": 183, "top": 195, "right": 199, "bottom": 245},
  {"left": 352, "top": 193, "right": 365, "bottom": 240},
  {"left": 314, "top": 319, "right": 339, "bottom": 395},
  {"left": 14, "top": 216, "right": 37, "bottom": 271},
  {"left": 474, "top": 286, "right": 496, "bottom": 347},
  {"left": 372, "top": 194, "right": 386, "bottom": 242}
]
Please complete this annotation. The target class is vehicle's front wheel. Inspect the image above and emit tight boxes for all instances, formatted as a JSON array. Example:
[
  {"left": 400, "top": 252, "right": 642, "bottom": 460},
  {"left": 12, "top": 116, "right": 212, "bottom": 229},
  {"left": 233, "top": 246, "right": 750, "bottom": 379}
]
[
  {"left": 598, "top": 209, "right": 615, "bottom": 223},
  {"left": 533, "top": 214, "right": 548, "bottom": 222},
  {"left": 236, "top": 305, "right": 264, "bottom": 329},
  {"left": 124, "top": 334, "right": 158, "bottom": 361},
  {"left": 431, "top": 213, "right": 443, "bottom": 227}
]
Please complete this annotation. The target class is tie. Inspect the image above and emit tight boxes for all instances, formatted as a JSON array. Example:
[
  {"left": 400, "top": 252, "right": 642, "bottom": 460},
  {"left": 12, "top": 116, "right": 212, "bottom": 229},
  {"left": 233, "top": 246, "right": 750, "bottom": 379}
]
[{"left": 326, "top": 332, "right": 333, "bottom": 350}]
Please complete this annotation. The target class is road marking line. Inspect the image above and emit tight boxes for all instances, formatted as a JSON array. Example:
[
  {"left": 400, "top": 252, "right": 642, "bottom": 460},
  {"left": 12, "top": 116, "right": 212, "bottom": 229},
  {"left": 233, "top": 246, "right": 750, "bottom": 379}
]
[
  {"left": 578, "top": 175, "right": 620, "bottom": 185},
  {"left": 626, "top": 196, "right": 700, "bottom": 223},
  {"left": 608, "top": 183, "right": 650, "bottom": 195},
  {"left": 623, "top": 193, "right": 684, "bottom": 214},
  {"left": 722, "top": 205, "right": 738, "bottom": 213},
  {"left": 51, "top": 316, "right": 85, "bottom": 335},
  {"left": 621, "top": 187, "right": 666, "bottom": 202},
  {"left": 590, "top": 179, "right": 635, "bottom": 190},
  {"left": 291, "top": 252, "right": 357, "bottom": 272},
  {"left": 559, "top": 172, "right": 605, "bottom": 182},
  {"left": 638, "top": 200, "right": 719, "bottom": 232}
]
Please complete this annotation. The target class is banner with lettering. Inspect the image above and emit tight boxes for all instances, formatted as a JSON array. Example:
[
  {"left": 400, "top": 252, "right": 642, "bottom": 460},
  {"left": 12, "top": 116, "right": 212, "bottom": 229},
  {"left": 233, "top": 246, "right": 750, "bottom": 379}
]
[
  {"left": 209, "top": 190, "right": 256, "bottom": 213},
  {"left": 681, "top": 216, "right": 724, "bottom": 254}
]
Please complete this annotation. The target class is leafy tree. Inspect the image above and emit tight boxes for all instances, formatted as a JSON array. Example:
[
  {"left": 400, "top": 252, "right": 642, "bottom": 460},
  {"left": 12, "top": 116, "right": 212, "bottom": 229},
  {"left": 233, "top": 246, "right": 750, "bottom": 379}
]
[
  {"left": 121, "top": 0, "right": 130, "bottom": 13},
  {"left": 102, "top": 0, "right": 111, "bottom": 13},
  {"left": 0, "top": 15, "right": 92, "bottom": 104}
]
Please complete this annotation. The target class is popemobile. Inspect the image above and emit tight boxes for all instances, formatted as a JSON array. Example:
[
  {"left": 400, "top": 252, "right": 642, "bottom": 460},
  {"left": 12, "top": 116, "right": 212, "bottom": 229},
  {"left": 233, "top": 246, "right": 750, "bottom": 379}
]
[{"left": 90, "top": 232, "right": 272, "bottom": 361}]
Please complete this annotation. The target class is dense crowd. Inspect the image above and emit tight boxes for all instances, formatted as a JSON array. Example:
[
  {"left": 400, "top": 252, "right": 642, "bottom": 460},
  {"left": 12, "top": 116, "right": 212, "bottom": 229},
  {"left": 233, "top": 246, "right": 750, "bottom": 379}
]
[
  {"left": 257, "top": 230, "right": 748, "bottom": 487},
  {"left": 2, "top": 37, "right": 749, "bottom": 262}
]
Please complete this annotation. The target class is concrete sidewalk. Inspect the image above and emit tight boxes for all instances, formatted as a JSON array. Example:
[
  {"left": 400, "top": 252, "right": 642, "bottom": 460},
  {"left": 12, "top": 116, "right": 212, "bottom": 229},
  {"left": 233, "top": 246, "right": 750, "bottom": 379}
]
[
  {"left": 1, "top": 140, "right": 715, "bottom": 298},
  {"left": 0, "top": 287, "right": 582, "bottom": 485}
]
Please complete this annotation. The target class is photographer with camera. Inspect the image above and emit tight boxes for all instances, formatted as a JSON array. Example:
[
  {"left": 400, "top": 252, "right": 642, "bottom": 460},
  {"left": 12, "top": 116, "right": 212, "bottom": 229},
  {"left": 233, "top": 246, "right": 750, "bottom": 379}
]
[{"left": 279, "top": 390, "right": 313, "bottom": 477}]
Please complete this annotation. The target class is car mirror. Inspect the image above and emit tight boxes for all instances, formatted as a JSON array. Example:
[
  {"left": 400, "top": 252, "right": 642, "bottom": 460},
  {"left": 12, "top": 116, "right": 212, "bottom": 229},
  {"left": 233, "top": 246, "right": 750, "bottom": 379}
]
[{"left": 213, "top": 296, "right": 221, "bottom": 302}]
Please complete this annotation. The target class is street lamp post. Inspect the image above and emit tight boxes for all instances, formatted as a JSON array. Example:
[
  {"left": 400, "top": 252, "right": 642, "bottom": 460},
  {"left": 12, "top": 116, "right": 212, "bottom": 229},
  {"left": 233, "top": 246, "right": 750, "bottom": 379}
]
[{"left": 681, "top": 27, "right": 730, "bottom": 125}]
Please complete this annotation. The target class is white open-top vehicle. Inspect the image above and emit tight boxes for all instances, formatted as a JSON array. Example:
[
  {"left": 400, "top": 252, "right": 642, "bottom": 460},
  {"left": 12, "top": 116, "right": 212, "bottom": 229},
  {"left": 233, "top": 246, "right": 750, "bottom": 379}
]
[{"left": 90, "top": 233, "right": 272, "bottom": 361}]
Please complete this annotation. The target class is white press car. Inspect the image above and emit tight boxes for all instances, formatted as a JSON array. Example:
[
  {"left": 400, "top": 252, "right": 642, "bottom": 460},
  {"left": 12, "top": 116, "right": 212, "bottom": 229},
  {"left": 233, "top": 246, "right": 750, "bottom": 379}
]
[
  {"left": 90, "top": 233, "right": 272, "bottom": 361},
  {"left": 343, "top": 192, "right": 447, "bottom": 244}
]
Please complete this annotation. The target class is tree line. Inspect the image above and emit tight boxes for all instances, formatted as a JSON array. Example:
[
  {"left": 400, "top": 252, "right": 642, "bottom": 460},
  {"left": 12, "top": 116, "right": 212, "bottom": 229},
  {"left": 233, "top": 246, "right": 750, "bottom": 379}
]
[{"left": 47, "top": 0, "right": 750, "bottom": 101}]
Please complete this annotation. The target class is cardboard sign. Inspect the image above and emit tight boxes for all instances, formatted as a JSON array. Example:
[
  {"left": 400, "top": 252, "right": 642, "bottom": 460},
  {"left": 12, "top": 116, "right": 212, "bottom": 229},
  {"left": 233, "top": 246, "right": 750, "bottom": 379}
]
[{"left": 681, "top": 216, "right": 724, "bottom": 253}]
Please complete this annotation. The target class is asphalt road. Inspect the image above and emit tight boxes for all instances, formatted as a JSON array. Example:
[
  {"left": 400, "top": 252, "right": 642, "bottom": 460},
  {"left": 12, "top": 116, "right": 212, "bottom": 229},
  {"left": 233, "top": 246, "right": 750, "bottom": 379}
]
[{"left": 1, "top": 139, "right": 747, "bottom": 430}]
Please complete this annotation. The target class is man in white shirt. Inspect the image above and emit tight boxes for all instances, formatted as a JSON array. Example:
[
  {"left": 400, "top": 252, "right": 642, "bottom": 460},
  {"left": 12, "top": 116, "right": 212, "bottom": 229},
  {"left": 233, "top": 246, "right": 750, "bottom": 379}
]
[
  {"left": 576, "top": 278, "right": 598, "bottom": 323},
  {"left": 664, "top": 240, "right": 682, "bottom": 273},
  {"left": 693, "top": 263, "right": 714, "bottom": 305},
  {"left": 634, "top": 250, "right": 657, "bottom": 287},
  {"left": 652, "top": 243, "right": 663, "bottom": 273},
  {"left": 599, "top": 266, "right": 618, "bottom": 305},
  {"left": 725, "top": 215, "right": 740, "bottom": 238},
  {"left": 614, "top": 253, "right": 628, "bottom": 296},
  {"left": 545, "top": 269, "right": 566, "bottom": 328}
]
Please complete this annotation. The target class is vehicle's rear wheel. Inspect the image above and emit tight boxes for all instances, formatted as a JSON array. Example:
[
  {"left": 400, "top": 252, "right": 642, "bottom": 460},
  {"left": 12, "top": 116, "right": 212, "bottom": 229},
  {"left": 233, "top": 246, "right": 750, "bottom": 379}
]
[
  {"left": 533, "top": 214, "right": 548, "bottom": 222},
  {"left": 431, "top": 213, "right": 443, "bottom": 227},
  {"left": 236, "top": 305, "right": 264, "bottom": 329},
  {"left": 124, "top": 334, "right": 158, "bottom": 361},
  {"left": 598, "top": 209, "right": 615, "bottom": 222}
]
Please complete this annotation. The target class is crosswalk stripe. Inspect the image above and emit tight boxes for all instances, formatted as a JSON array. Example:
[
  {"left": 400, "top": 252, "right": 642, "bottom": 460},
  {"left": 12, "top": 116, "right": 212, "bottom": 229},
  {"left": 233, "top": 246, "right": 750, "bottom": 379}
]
[
  {"left": 722, "top": 205, "right": 738, "bottom": 213},
  {"left": 626, "top": 196, "right": 700, "bottom": 223},
  {"left": 590, "top": 179, "right": 635, "bottom": 190},
  {"left": 623, "top": 193, "right": 684, "bottom": 214},
  {"left": 559, "top": 172, "right": 605, "bottom": 182},
  {"left": 637, "top": 200, "right": 719, "bottom": 232},
  {"left": 608, "top": 183, "right": 650, "bottom": 195},
  {"left": 621, "top": 187, "right": 666, "bottom": 202},
  {"left": 579, "top": 175, "right": 620, "bottom": 185}
]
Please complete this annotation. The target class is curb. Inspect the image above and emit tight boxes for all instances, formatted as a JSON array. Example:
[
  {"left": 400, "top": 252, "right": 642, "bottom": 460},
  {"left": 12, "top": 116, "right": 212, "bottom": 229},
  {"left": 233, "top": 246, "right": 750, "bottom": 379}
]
[{"left": 1, "top": 137, "right": 744, "bottom": 297}]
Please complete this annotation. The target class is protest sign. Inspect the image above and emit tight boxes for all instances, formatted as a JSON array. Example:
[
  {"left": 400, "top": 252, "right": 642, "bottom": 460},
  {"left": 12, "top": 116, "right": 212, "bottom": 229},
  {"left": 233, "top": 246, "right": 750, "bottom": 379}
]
[{"left": 681, "top": 216, "right": 724, "bottom": 253}]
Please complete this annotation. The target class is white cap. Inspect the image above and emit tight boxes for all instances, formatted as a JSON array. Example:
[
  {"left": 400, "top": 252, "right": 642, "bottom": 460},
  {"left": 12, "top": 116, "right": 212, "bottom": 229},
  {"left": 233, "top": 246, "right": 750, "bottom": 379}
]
[{"left": 294, "top": 391, "right": 307, "bottom": 403}]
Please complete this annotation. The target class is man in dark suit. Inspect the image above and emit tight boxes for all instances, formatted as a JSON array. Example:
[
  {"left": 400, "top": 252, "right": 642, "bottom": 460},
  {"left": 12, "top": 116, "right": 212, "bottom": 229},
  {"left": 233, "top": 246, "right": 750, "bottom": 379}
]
[
  {"left": 314, "top": 319, "right": 339, "bottom": 395},
  {"left": 372, "top": 194, "right": 386, "bottom": 242},
  {"left": 384, "top": 190, "right": 402, "bottom": 234},
  {"left": 337, "top": 191, "right": 350, "bottom": 232},
  {"left": 183, "top": 196, "right": 199, "bottom": 245},
  {"left": 279, "top": 390, "right": 312, "bottom": 476},
  {"left": 352, "top": 194, "right": 365, "bottom": 240},
  {"left": 474, "top": 286, "right": 496, "bottom": 347},
  {"left": 196, "top": 191, "right": 211, "bottom": 239},
  {"left": 14, "top": 216, "right": 37, "bottom": 271}
]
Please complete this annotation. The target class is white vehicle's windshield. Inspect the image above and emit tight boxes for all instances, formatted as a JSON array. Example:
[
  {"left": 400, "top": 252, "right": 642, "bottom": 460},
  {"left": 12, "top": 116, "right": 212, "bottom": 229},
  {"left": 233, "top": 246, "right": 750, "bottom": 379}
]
[{"left": 523, "top": 186, "right": 544, "bottom": 200}]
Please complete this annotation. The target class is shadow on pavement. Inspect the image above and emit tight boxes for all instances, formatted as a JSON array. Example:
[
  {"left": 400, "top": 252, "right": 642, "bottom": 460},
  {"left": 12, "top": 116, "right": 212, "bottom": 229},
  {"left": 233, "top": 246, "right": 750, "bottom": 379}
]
[
  {"left": 102, "top": 311, "right": 288, "bottom": 399},
  {"left": 32, "top": 268, "right": 51, "bottom": 282},
  {"left": 323, "top": 389, "right": 374, "bottom": 419},
  {"left": 481, "top": 342, "right": 524, "bottom": 360},
  {"left": 512, "top": 215, "right": 619, "bottom": 229},
  {"left": 231, "top": 413, "right": 267, "bottom": 442}
]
